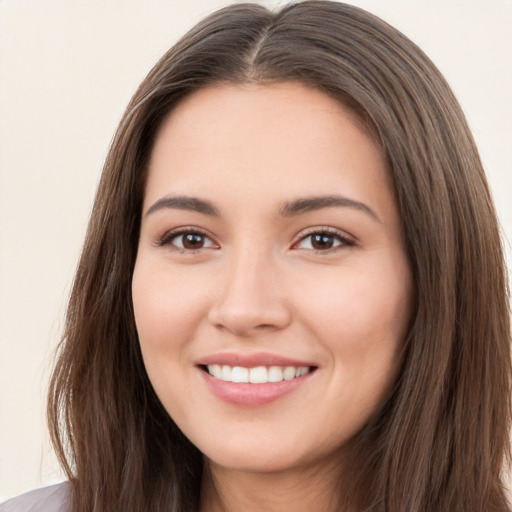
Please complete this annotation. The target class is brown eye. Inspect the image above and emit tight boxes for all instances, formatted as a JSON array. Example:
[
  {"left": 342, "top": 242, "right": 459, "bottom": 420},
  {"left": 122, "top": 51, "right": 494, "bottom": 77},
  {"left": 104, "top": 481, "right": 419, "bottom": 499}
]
[
  {"left": 181, "top": 233, "right": 206, "bottom": 249},
  {"left": 311, "top": 234, "right": 335, "bottom": 250},
  {"left": 295, "top": 230, "right": 353, "bottom": 252},
  {"left": 160, "top": 230, "right": 218, "bottom": 251}
]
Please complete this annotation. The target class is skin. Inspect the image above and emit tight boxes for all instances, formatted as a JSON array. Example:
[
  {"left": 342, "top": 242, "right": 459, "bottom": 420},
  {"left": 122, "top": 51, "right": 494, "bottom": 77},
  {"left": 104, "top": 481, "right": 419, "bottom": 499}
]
[{"left": 132, "top": 82, "right": 413, "bottom": 511}]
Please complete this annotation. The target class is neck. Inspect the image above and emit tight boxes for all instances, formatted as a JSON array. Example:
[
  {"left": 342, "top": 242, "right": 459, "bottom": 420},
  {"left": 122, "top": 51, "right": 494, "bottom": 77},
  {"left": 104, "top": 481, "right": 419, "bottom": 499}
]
[{"left": 199, "top": 455, "right": 356, "bottom": 512}]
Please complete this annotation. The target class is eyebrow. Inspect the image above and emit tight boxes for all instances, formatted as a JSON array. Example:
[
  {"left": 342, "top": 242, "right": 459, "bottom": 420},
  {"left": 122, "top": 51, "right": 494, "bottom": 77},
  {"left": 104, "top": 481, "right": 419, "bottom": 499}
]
[
  {"left": 145, "top": 194, "right": 380, "bottom": 222},
  {"left": 146, "top": 195, "right": 220, "bottom": 217},
  {"left": 280, "top": 195, "right": 380, "bottom": 222}
]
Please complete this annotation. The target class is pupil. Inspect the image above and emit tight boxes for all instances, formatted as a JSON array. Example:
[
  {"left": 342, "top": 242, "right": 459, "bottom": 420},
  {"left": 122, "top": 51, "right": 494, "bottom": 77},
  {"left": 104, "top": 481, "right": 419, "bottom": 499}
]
[
  {"left": 312, "top": 234, "right": 333, "bottom": 250},
  {"left": 183, "top": 234, "right": 204, "bottom": 249}
]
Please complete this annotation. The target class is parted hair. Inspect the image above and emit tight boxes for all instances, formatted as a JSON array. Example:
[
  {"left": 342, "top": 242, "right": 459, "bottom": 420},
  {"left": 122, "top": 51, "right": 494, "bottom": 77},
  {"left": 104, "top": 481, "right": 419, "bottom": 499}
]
[{"left": 48, "top": 2, "right": 511, "bottom": 511}]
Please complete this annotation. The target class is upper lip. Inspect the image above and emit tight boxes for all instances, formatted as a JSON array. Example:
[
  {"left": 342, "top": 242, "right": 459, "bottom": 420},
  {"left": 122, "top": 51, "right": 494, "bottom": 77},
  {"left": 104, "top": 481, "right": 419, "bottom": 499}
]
[{"left": 196, "top": 352, "right": 317, "bottom": 368}]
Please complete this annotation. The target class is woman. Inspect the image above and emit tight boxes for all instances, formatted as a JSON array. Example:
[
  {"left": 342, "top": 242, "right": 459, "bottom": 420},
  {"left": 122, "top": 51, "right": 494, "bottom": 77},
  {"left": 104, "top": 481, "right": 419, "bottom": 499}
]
[{"left": 2, "top": 1, "right": 510, "bottom": 511}]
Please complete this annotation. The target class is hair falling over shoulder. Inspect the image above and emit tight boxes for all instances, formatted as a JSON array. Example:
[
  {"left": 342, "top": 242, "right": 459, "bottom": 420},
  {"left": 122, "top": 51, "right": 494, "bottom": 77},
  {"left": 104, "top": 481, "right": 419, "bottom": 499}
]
[{"left": 47, "top": 2, "right": 511, "bottom": 511}]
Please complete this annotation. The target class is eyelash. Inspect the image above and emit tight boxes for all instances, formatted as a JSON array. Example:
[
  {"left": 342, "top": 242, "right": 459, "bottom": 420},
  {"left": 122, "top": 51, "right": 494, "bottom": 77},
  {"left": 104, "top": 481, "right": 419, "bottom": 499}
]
[
  {"left": 293, "top": 227, "right": 355, "bottom": 254},
  {"left": 157, "top": 228, "right": 218, "bottom": 253},
  {"left": 156, "top": 227, "right": 354, "bottom": 254}
]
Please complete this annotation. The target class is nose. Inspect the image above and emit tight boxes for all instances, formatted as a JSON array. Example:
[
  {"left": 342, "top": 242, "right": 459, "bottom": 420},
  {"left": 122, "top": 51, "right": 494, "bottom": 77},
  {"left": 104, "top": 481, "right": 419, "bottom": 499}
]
[{"left": 208, "top": 248, "right": 292, "bottom": 337}]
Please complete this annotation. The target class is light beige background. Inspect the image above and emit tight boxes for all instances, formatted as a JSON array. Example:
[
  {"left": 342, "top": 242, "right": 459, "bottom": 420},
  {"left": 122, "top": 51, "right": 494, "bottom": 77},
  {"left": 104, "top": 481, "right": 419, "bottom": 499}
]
[{"left": 1, "top": 0, "right": 511, "bottom": 501}]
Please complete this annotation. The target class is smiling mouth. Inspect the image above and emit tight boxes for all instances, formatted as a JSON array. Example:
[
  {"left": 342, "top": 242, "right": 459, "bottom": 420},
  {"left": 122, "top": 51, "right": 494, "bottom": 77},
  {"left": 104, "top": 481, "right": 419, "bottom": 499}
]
[{"left": 201, "top": 364, "right": 315, "bottom": 384}]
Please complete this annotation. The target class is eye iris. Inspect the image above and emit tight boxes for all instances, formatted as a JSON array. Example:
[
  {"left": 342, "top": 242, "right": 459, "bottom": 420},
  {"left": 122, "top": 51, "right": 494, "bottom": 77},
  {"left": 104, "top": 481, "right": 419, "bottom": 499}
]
[
  {"left": 182, "top": 233, "right": 205, "bottom": 249},
  {"left": 311, "top": 234, "right": 334, "bottom": 250}
]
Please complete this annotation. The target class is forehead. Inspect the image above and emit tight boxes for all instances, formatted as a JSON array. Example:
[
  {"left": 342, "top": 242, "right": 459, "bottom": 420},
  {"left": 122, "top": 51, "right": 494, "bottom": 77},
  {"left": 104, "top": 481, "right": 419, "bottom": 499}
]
[{"left": 144, "top": 82, "right": 394, "bottom": 219}]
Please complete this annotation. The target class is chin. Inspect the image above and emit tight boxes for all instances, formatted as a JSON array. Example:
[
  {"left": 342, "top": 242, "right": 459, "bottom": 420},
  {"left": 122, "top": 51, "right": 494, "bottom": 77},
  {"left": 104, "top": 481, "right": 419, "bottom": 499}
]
[{"left": 197, "top": 430, "right": 348, "bottom": 476}]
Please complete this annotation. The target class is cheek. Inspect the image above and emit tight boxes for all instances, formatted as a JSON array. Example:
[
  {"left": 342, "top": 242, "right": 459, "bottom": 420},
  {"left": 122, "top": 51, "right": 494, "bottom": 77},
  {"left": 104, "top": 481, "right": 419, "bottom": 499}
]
[
  {"left": 295, "top": 259, "right": 411, "bottom": 394},
  {"left": 131, "top": 260, "right": 212, "bottom": 419},
  {"left": 301, "top": 268, "right": 409, "bottom": 340},
  {"left": 131, "top": 259, "right": 211, "bottom": 359}
]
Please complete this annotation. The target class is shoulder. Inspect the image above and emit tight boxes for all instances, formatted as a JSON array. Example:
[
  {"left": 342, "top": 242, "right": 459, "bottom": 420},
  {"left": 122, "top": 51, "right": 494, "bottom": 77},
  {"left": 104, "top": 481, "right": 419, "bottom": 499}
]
[{"left": 0, "top": 482, "right": 70, "bottom": 512}]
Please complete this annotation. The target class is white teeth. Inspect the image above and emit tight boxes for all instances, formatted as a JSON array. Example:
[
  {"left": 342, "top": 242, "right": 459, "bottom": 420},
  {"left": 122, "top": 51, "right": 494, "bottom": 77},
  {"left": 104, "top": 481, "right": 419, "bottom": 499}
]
[
  {"left": 268, "top": 366, "right": 283, "bottom": 382},
  {"left": 283, "top": 366, "right": 296, "bottom": 380},
  {"left": 231, "top": 366, "right": 249, "bottom": 383},
  {"left": 210, "top": 364, "right": 222, "bottom": 379},
  {"left": 221, "top": 365, "right": 231, "bottom": 381},
  {"left": 249, "top": 366, "right": 268, "bottom": 383},
  {"left": 207, "top": 364, "right": 310, "bottom": 383}
]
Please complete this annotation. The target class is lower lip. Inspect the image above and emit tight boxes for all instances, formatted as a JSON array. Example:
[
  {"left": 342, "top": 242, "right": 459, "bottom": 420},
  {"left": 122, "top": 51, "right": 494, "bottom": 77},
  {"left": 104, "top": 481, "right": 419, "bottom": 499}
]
[{"left": 199, "top": 368, "right": 313, "bottom": 406}]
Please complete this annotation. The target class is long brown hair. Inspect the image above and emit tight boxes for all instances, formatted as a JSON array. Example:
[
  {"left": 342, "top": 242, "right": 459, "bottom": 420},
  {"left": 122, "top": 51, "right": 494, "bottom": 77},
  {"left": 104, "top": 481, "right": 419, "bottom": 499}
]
[{"left": 48, "top": 2, "right": 511, "bottom": 511}]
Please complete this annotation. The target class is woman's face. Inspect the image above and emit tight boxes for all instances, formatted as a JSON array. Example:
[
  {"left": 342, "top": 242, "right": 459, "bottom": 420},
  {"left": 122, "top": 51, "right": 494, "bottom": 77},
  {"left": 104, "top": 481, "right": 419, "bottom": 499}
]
[{"left": 132, "top": 83, "right": 413, "bottom": 475}]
